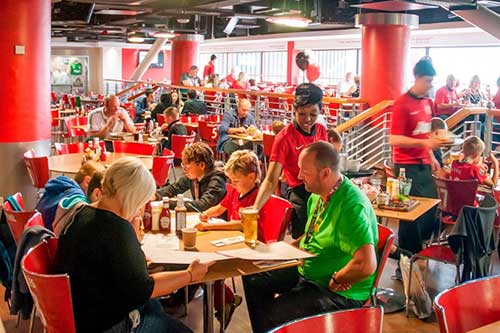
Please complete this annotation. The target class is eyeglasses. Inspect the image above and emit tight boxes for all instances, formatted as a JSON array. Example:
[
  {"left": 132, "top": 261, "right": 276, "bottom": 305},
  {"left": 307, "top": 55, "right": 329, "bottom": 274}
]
[{"left": 181, "top": 162, "right": 191, "bottom": 170}]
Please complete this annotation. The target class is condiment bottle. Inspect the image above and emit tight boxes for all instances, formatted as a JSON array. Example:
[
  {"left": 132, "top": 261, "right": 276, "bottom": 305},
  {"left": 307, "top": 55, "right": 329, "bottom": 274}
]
[
  {"left": 175, "top": 194, "right": 187, "bottom": 236},
  {"left": 143, "top": 201, "right": 152, "bottom": 232},
  {"left": 159, "top": 197, "right": 171, "bottom": 234}
]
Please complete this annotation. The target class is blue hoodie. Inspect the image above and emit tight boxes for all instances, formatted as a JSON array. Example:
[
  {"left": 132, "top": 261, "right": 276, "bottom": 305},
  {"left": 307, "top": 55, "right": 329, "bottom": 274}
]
[{"left": 35, "top": 176, "right": 88, "bottom": 230}]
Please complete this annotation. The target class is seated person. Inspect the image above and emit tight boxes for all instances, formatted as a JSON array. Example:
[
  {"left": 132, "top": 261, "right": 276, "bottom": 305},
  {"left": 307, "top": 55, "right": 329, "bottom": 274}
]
[
  {"left": 182, "top": 89, "right": 207, "bottom": 115},
  {"left": 271, "top": 120, "right": 285, "bottom": 135},
  {"left": 151, "top": 92, "right": 173, "bottom": 121},
  {"left": 87, "top": 95, "right": 136, "bottom": 139},
  {"left": 243, "top": 141, "right": 378, "bottom": 333},
  {"left": 156, "top": 142, "right": 227, "bottom": 211},
  {"left": 449, "top": 136, "right": 498, "bottom": 188},
  {"left": 160, "top": 107, "right": 187, "bottom": 151},
  {"left": 35, "top": 161, "right": 105, "bottom": 230},
  {"left": 54, "top": 157, "right": 212, "bottom": 332},
  {"left": 53, "top": 170, "right": 104, "bottom": 236},
  {"left": 194, "top": 150, "right": 260, "bottom": 326},
  {"left": 135, "top": 88, "right": 155, "bottom": 123},
  {"left": 430, "top": 117, "right": 447, "bottom": 168},
  {"left": 216, "top": 98, "right": 256, "bottom": 156},
  {"left": 327, "top": 128, "right": 342, "bottom": 152}
]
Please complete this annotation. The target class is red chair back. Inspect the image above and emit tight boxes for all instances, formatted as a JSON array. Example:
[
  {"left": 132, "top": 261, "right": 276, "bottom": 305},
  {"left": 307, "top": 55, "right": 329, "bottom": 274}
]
[
  {"left": 4, "top": 192, "right": 26, "bottom": 211},
  {"left": 22, "top": 238, "right": 76, "bottom": 333},
  {"left": 134, "top": 122, "right": 146, "bottom": 133},
  {"left": 369, "top": 224, "right": 395, "bottom": 303},
  {"left": 3, "top": 208, "right": 37, "bottom": 244},
  {"left": 64, "top": 117, "right": 88, "bottom": 138},
  {"left": 112, "top": 141, "right": 157, "bottom": 156},
  {"left": 54, "top": 142, "right": 106, "bottom": 155},
  {"left": 26, "top": 211, "right": 45, "bottom": 229},
  {"left": 51, "top": 92, "right": 57, "bottom": 104},
  {"left": 198, "top": 120, "right": 219, "bottom": 149},
  {"left": 23, "top": 150, "right": 50, "bottom": 190},
  {"left": 179, "top": 115, "right": 198, "bottom": 124},
  {"left": 263, "top": 133, "right": 276, "bottom": 158},
  {"left": 434, "top": 275, "right": 500, "bottom": 333},
  {"left": 269, "top": 306, "right": 383, "bottom": 333},
  {"left": 152, "top": 151, "right": 174, "bottom": 187},
  {"left": 51, "top": 109, "right": 59, "bottom": 127},
  {"left": 258, "top": 195, "right": 293, "bottom": 243},
  {"left": 171, "top": 133, "right": 196, "bottom": 159},
  {"left": 433, "top": 176, "right": 479, "bottom": 217},
  {"left": 157, "top": 114, "right": 166, "bottom": 126}
]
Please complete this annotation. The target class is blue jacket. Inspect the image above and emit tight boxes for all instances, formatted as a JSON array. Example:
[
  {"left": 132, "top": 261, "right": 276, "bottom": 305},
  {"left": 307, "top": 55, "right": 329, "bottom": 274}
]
[
  {"left": 35, "top": 176, "right": 88, "bottom": 230},
  {"left": 216, "top": 108, "right": 256, "bottom": 152},
  {"left": 135, "top": 96, "right": 148, "bottom": 123}
]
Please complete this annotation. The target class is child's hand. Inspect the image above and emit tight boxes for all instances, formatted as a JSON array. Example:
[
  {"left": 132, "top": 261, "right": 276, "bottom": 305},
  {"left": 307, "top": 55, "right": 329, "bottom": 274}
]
[
  {"left": 199, "top": 212, "right": 209, "bottom": 222},
  {"left": 489, "top": 152, "right": 499, "bottom": 166}
]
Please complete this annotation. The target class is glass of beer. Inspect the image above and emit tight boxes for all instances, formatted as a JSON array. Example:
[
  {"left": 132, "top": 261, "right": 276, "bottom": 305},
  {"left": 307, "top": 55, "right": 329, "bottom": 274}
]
[{"left": 240, "top": 208, "right": 259, "bottom": 247}]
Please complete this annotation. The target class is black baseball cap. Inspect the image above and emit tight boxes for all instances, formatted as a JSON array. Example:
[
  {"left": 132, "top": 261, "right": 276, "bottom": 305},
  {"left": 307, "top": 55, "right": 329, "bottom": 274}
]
[{"left": 294, "top": 83, "right": 323, "bottom": 107}]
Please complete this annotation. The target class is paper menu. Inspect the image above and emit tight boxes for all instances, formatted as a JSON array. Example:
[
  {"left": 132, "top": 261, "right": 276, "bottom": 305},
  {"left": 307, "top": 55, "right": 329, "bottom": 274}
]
[
  {"left": 142, "top": 247, "right": 230, "bottom": 264},
  {"left": 217, "top": 242, "right": 314, "bottom": 261}
]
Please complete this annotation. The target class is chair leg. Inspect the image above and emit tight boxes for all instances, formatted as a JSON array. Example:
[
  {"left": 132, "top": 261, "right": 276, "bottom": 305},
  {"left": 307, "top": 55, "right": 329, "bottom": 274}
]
[
  {"left": 29, "top": 305, "right": 36, "bottom": 333},
  {"left": 455, "top": 264, "right": 461, "bottom": 284},
  {"left": 231, "top": 277, "right": 236, "bottom": 293},
  {"left": 406, "top": 257, "right": 416, "bottom": 317},
  {"left": 183, "top": 286, "right": 189, "bottom": 317}
]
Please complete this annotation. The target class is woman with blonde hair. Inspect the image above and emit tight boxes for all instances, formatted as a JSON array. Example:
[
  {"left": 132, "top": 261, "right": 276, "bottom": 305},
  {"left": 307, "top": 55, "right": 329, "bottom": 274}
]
[
  {"left": 55, "top": 157, "right": 212, "bottom": 333},
  {"left": 464, "top": 75, "right": 486, "bottom": 105}
]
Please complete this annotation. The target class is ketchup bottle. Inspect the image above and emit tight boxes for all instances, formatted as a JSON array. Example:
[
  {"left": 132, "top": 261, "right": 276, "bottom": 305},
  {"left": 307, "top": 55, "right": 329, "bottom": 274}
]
[{"left": 159, "top": 197, "right": 171, "bottom": 234}]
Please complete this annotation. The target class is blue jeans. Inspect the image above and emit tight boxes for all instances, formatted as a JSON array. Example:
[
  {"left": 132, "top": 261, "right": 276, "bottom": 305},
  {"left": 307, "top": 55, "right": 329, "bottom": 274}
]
[{"left": 104, "top": 299, "right": 192, "bottom": 333}]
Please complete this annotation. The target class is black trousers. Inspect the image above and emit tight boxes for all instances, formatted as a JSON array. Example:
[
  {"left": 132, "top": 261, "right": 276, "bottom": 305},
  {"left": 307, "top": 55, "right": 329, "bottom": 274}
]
[
  {"left": 394, "top": 164, "right": 438, "bottom": 253},
  {"left": 286, "top": 184, "right": 311, "bottom": 239},
  {"left": 242, "top": 267, "right": 364, "bottom": 333}
]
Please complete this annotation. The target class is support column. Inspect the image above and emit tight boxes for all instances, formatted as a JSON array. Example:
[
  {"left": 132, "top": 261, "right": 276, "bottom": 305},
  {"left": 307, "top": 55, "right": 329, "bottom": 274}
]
[
  {"left": 286, "top": 41, "right": 300, "bottom": 85},
  {"left": 170, "top": 34, "right": 203, "bottom": 85},
  {"left": 355, "top": 13, "right": 418, "bottom": 106},
  {"left": 129, "top": 37, "right": 168, "bottom": 81},
  {"left": 0, "top": 0, "right": 51, "bottom": 208}
]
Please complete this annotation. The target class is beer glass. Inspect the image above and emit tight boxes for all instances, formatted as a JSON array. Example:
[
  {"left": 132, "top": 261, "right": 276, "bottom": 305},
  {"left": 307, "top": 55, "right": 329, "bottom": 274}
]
[{"left": 240, "top": 208, "right": 259, "bottom": 247}]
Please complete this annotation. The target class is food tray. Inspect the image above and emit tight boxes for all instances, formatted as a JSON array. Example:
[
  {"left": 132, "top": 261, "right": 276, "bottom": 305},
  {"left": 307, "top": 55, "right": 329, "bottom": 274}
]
[{"left": 378, "top": 199, "right": 420, "bottom": 212}]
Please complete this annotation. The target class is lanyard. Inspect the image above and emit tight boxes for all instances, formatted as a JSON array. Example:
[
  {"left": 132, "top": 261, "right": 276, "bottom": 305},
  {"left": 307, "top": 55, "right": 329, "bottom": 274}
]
[{"left": 304, "top": 176, "right": 344, "bottom": 244}]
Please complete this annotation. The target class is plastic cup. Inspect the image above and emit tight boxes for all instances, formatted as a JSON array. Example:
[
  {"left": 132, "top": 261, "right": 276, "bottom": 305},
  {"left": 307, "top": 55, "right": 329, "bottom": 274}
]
[
  {"left": 399, "top": 179, "right": 413, "bottom": 196},
  {"left": 150, "top": 201, "right": 162, "bottom": 232},
  {"left": 182, "top": 228, "right": 197, "bottom": 249},
  {"left": 241, "top": 208, "right": 259, "bottom": 247}
]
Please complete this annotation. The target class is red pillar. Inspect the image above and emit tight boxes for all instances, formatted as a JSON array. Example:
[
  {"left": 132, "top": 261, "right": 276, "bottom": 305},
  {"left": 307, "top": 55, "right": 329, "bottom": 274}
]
[
  {"left": 286, "top": 41, "right": 300, "bottom": 85},
  {"left": 0, "top": 0, "right": 51, "bottom": 206},
  {"left": 356, "top": 13, "right": 418, "bottom": 106},
  {"left": 170, "top": 34, "right": 203, "bottom": 85}
]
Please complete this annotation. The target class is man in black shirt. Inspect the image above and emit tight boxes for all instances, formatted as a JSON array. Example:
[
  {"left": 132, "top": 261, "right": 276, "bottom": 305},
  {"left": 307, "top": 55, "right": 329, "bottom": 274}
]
[
  {"left": 182, "top": 89, "right": 207, "bottom": 115},
  {"left": 161, "top": 106, "right": 188, "bottom": 151}
]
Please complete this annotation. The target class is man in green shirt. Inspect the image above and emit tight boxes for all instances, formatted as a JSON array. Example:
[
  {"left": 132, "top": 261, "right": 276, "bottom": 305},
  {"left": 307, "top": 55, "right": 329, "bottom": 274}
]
[{"left": 243, "top": 141, "right": 378, "bottom": 333}]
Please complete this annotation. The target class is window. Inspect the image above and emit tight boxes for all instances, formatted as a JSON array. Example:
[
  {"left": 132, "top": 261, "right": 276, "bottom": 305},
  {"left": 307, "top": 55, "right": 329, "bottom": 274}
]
[
  {"left": 262, "top": 51, "right": 287, "bottom": 83},
  {"left": 227, "top": 52, "right": 261, "bottom": 81},
  {"left": 311, "top": 49, "right": 358, "bottom": 86}
]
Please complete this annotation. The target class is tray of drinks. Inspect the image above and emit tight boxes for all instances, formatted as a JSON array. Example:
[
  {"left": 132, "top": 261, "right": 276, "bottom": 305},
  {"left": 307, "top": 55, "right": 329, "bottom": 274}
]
[{"left": 378, "top": 199, "right": 420, "bottom": 212}]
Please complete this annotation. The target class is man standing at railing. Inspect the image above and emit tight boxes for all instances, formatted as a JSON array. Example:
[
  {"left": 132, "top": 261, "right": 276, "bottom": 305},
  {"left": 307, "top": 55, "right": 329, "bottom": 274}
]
[
  {"left": 203, "top": 54, "right": 216, "bottom": 82},
  {"left": 252, "top": 83, "right": 328, "bottom": 239},
  {"left": 389, "top": 59, "right": 443, "bottom": 255}
]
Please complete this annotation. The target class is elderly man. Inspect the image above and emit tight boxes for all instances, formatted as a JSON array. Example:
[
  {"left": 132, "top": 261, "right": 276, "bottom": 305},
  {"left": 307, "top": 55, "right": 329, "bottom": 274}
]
[
  {"left": 180, "top": 65, "right": 202, "bottom": 87},
  {"left": 87, "top": 95, "right": 135, "bottom": 139},
  {"left": 243, "top": 141, "right": 378, "bottom": 333},
  {"left": 216, "top": 98, "right": 256, "bottom": 156},
  {"left": 252, "top": 83, "right": 327, "bottom": 239},
  {"left": 434, "top": 74, "right": 460, "bottom": 118}
]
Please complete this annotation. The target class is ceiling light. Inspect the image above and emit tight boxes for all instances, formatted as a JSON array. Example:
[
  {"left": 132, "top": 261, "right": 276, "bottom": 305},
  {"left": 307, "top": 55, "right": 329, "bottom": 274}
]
[
  {"left": 128, "top": 32, "right": 145, "bottom": 43},
  {"left": 177, "top": 17, "right": 190, "bottom": 24},
  {"left": 266, "top": 16, "right": 312, "bottom": 28},
  {"left": 153, "top": 30, "right": 176, "bottom": 38}
]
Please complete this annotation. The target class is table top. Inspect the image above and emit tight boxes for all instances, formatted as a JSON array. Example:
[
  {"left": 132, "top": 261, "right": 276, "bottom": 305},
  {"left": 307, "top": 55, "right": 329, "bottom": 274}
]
[
  {"left": 467, "top": 320, "right": 500, "bottom": 333},
  {"left": 71, "top": 125, "right": 89, "bottom": 131},
  {"left": 372, "top": 196, "right": 441, "bottom": 222},
  {"left": 48, "top": 152, "right": 153, "bottom": 174},
  {"left": 228, "top": 134, "right": 264, "bottom": 143}
]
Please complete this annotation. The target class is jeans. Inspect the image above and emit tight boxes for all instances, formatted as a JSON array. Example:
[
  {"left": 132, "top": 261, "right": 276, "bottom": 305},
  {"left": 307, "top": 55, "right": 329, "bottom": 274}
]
[
  {"left": 394, "top": 164, "right": 438, "bottom": 253},
  {"left": 243, "top": 267, "right": 364, "bottom": 333},
  {"left": 286, "top": 184, "right": 311, "bottom": 239},
  {"left": 103, "top": 299, "right": 192, "bottom": 333}
]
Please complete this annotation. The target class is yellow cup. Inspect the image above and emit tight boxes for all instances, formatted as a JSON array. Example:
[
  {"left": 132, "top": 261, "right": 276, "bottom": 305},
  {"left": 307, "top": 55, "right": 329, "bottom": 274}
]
[{"left": 240, "top": 208, "right": 259, "bottom": 247}]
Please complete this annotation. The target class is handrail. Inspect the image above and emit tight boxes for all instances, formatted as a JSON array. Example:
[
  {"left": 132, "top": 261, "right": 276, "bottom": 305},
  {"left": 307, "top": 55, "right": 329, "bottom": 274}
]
[
  {"left": 115, "top": 82, "right": 143, "bottom": 97},
  {"left": 487, "top": 108, "right": 500, "bottom": 118},
  {"left": 126, "top": 85, "right": 160, "bottom": 102},
  {"left": 336, "top": 100, "right": 394, "bottom": 134},
  {"left": 445, "top": 107, "right": 488, "bottom": 129}
]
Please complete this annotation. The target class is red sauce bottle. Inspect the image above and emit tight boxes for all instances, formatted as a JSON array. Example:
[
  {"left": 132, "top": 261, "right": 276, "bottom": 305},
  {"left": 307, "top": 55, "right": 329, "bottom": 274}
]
[
  {"left": 159, "top": 197, "right": 171, "bottom": 234},
  {"left": 143, "top": 201, "right": 152, "bottom": 232}
]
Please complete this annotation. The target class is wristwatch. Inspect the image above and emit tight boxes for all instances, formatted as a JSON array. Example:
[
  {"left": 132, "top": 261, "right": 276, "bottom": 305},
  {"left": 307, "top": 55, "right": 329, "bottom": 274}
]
[{"left": 331, "top": 271, "right": 340, "bottom": 284}]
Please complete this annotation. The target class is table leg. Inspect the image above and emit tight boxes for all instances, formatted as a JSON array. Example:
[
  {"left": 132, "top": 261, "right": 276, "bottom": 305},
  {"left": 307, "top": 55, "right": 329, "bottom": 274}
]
[
  {"left": 219, "top": 280, "right": 226, "bottom": 333},
  {"left": 203, "top": 281, "right": 215, "bottom": 333}
]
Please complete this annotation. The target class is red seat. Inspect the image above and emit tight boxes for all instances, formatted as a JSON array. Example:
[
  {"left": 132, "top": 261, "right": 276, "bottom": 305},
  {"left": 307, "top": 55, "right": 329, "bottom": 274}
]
[
  {"left": 171, "top": 133, "right": 196, "bottom": 160},
  {"left": 179, "top": 115, "right": 198, "bottom": 124},
  {"left": 54, "top": 142, "right": 106, "bottom": 155},
  {"left": 434, "top": 275, "right": 500, "bottom": 333},
  {"left": 23, "top": 150, "right": 50, "bottom": 197},
  {"left": 258, "top": 195, "right": 293, "bottom": 244},
  {"left": 112, "top": 141, "right": 157, "bottom": 155},
  {"left": 134, "top": 122, "right": 146, "bottom": 133},
  {"left": 4, "top": 192, "right": 26, "bottom": 211},
  {"left": 433, "top": 176, "right": 479, "bottom": 225},
  {"left": 263, "top": 132, "right": 276, "bottom": 173},
  {"left": 22, "top": 238, "right": 76, "bottom": 333},
  {"left": 367, "top": 224, "right": 395, "bottom": 305},
  {"left": 3, "top": 208, "right": 38, "bottom": 244},
  {"left": 63, "top": 117, "right": 88, "bottom": 139},
  {"left": 198, "top": 120, "right": 219, "bottom": 152},
  {"left": 152, "top": 150, "right": 175, "bottom": 187},
  {"left": 26, "top": 211, "right": 45, "bottom": 229},
  {"left": 157, "top": 114, "right": 166, "bottom": 126},
  {"left": 268, "top": 306, "right": 383, "bottom": 333}
]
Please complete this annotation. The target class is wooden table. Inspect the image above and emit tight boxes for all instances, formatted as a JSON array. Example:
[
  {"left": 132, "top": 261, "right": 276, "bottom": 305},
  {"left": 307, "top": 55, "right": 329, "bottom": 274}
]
[
  {"left": 228, "top": 134, "right": 263, "bottom": 154},
  {"left": 48, "top": 152, "right": 153, "bottom": 174},
  {"left": 71, "top": 124, "right": 89, "bottom": 132},
  {"left": 373, "top": 196, "right": 441, "bottom": 222},
  {"left": 467, "top": 320, "right": 500, "bottom": 333}
]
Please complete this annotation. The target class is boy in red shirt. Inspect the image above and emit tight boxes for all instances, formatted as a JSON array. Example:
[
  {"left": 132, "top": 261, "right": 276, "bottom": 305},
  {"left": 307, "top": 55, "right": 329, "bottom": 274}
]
[
  {"left": 390, "top": 59, "right": 443, "bottom": 254},
  {"left": 450, "top": 136, "right": 498, "bottom": 187}
]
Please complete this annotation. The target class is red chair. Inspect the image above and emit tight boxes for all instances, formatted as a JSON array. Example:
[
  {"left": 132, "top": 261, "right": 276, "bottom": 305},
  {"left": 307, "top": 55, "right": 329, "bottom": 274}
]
[
  {"left": 152, "top": 150, "right": 175, "bottom": 187},
  {"left": 63, "top": 116, "right": 88, "bottom": 140},
  {"left": 434, "top": 275, "right": 500, "bottom": 333},
  {"left": 258, "top": 195, "right": 293, "bottom": 243},
  {"left": 198, "top": 120, "right": 219, "bottom": 152},
  {"left": 263, "top": 133, "right": 276, "bottom": 173},
  {"left": 22, "top": 238, "right": 76, "bottom": 333},
  {"left": 171, "top": 133, "right": 196, "bottom": 160},
  {"left": 367, "top": 224, "right": 395, "bottom": 305},
  {"left": 157, "top": 114, "right": 166, "bottom": 126},
  {"left": 24, "top": 150, "right": 50, "bottom": 198},
  {"left": 4, "top": 192, "right": 26, "bottom": 211},
  {"left": 112, "top": 141, "right": 157, "bottom": 156},
  {"left": 3, "top": 208, "right": 38, "bottom": 244},
  {"left": 433, "top": 176, "right": 479, "bottom": 226},
  {"left": 54, "top": 142, "right": 106, "bottom": 155},
  {"left": 268, "top": 306, "right": 383, "bottom": 333},
  {"left": 26, "top": 211, "right": 45, "bottom": 229},
  {"left": 179, "top": 115, "right": 198, "bottom": 124}
]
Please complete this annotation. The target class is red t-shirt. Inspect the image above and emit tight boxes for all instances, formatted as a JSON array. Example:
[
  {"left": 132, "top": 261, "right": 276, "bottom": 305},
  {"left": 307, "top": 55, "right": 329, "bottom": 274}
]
[
  {"left": 203, "top": 62, "right": 214, "bottom": 79},
  {"left": 231, "top": 81, "right": 249, "bottom": 90},
  {"left": 220, "top": 184, "right": 259, "bottom": 220},
  {"left": 434, "top": 86, "right": 459, "bottom": 116},
  {"left": 391, "top": 92, "right": 433, "bottom": 165},
  {"left": 270, "top": 123, "right": 328, "bottom": 188},
  {"left": 450, "top": 160, "right": 487, "bottom": 184},
  {"left": 225, "top": 74, "right": 236, "bottom": 87}
]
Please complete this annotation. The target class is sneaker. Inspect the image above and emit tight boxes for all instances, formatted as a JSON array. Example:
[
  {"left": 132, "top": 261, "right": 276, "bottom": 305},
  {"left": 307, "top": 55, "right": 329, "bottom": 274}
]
[
  {"left": 215, "top": 295, "right": 243, "bottom": 328},
  {"left": 391, "top": 267, "right": 403, "bottom": 281}
]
